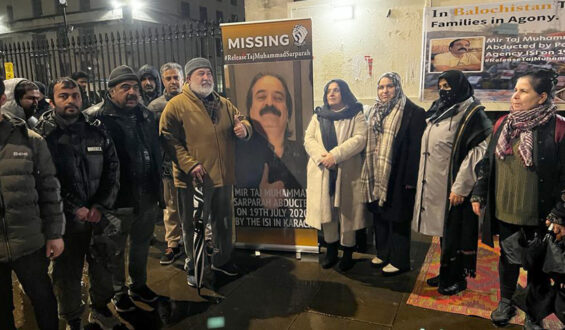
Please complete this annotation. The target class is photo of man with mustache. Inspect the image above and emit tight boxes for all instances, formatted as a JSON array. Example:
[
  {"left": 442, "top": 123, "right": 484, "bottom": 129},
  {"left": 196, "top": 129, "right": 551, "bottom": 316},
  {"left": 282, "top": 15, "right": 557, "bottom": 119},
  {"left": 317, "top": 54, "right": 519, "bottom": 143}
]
[
  {"left": 236, "top": 73, "right": 307, "bottom": 195},
  {"left": 433, "top": 38, "right": 482, "bottom": 72}
]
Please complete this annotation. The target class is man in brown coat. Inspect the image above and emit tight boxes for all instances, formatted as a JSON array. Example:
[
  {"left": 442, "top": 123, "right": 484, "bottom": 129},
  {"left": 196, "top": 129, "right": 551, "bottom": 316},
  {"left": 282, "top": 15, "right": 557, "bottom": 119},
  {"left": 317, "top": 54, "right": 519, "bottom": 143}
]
[{"left": 160, "top": 58, "right": 252, "bottom": 286}]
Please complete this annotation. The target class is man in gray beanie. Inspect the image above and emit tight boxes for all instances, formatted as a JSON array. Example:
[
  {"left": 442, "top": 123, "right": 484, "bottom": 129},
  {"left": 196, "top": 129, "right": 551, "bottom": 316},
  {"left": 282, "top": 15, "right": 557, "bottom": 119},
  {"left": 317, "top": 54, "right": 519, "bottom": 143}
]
[
  {"left": 84, "top": 64, "right": 163, "bottom": 312},
  {"left": 160, "top": 57, "right": 252, "bottom": 287}
]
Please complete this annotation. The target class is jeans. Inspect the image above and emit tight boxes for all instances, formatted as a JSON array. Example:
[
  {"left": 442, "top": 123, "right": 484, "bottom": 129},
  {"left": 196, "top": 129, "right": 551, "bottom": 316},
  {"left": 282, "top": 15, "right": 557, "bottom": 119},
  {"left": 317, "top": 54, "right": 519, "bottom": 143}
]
[
  {"left": 0, "top": 248, "right": 59, "bottom": 330},
  {"left": 52, "top": 230, "right": 113, "bottom": 322},
  {"left": 111, "top": 199, "right": 160, "bottom": 293}
]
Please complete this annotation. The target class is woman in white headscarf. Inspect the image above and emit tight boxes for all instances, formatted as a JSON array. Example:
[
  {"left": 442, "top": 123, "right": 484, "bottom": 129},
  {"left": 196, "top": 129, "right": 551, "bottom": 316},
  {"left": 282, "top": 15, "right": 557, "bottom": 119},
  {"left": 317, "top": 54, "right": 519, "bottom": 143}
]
[{"left": 362, "top": 72, "right": 426, "bottom": 275}]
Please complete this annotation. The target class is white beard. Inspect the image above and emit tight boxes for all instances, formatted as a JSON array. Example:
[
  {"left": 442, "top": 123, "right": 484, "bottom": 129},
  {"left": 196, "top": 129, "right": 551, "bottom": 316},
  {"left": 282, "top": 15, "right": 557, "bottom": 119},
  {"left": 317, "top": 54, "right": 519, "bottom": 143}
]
[{"left": 190, "top": 82, "right": 214, "bottom": 97}]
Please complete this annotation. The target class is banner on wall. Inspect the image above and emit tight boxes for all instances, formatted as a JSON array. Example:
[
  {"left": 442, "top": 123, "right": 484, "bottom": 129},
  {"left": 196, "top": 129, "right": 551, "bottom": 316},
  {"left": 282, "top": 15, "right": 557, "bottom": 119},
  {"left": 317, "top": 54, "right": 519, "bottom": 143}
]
[
  {"left": 220, "top": 19, "right": 318, "bottom": 253},
  {"left": 421, "top": 1, "right": 565, "bottom": 102}
]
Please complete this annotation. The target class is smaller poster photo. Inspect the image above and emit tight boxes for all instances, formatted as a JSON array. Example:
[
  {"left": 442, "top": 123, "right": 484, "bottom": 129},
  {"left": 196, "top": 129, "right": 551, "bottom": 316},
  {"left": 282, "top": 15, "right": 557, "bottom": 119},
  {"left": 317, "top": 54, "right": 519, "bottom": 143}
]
[{"left": 429, "top": 36, "right": 485, "bottom": 73}]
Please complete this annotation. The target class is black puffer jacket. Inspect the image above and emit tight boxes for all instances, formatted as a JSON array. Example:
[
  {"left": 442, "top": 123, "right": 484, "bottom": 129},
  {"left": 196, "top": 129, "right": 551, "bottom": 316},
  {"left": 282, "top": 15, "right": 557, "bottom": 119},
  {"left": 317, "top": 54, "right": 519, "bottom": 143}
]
[
  {"left": 0, "top": 114, "right": 65, "bottom": 262},
  {"left": 84, "top": 97, "right": 162, "bottom": 209},
  {"left": 34, "top": 110, "right": 120, "bottom": 233}
]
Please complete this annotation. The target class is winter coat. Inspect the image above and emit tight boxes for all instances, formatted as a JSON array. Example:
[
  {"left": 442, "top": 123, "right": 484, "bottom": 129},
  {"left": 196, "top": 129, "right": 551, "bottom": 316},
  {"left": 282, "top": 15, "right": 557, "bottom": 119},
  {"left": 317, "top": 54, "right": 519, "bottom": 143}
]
[
  {"left": 304, "top": 110, "right": 368, "bottom": 232},
  {"left": 159, "top": 84, "right": 252, "bottom": 189},
  {"left": 138, "top": 65, "right": 162, "bottom": 106},
  {"left": 472, "top": 114, "right": 565, "bottom": 247},
  {"left": 84, "top": 97, "right": 162, "bottom": 209},
  {"left": 365, "top": 99, "right": 426, "bottom": 222},
  {"left": 412, "top": 98, "right": 491, "bottom": 236},
  {"left": 34, "top": 110, "right": 120, "bottom": 233},
  {"left": 0, "top": 114, "right": 65, "bottom": 262}
]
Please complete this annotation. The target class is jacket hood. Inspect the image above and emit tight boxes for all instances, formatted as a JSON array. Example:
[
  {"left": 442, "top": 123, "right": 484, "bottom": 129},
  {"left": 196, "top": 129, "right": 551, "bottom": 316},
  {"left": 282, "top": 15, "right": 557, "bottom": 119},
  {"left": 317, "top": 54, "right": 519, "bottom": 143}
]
[
  {"left": 138, "top": 65, "right": 162, "bottom": 95},
  {"left": 1, "top": 78, "right": 27, "bottom": 120}
]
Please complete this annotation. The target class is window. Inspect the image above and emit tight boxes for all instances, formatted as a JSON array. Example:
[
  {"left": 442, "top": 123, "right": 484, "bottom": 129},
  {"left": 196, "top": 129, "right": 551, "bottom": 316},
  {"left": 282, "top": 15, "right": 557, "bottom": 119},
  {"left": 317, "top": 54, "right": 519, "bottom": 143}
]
[
  {"left": 32, "top": 0, "right": 43, "bottom": 17},
  {"left": 199, "top": 6, "right": 207, "bottom": 22},
  {"left": 231, "top": 0, "right": 237, "bottom": 5},
  {"left": 6, "top": 5, "right": 13, "bottom": 22},
  {"left": 181, "top": 2, "right": 190, "bottom": 19},
  {"left": 216, "top": 10, "right": 223, "bottom": 22},
  {"left": 79, "top": 0, "right": 91, "bottom": 11}
]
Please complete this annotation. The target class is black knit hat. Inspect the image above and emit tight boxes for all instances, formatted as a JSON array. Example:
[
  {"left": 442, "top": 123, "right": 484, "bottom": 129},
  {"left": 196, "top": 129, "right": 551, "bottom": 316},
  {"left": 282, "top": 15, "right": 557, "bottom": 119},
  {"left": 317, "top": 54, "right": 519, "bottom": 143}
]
[{"left": 108, "top": 65, "right": 139, "bottom": 87}]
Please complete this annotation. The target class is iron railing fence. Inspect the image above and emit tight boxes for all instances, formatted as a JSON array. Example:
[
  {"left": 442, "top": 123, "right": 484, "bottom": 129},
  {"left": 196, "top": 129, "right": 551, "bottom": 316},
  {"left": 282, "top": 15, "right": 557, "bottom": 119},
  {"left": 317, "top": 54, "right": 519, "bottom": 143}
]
[{"left": 0, "top": 21, "right": 224, "bottom": 103}]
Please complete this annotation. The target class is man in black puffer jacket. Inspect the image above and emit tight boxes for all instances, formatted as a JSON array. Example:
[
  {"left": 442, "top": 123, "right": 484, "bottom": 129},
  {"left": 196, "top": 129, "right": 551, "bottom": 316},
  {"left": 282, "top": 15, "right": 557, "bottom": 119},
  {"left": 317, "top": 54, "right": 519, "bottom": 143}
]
[
  {"left": 35, "top": 77, "right": 123, "bottom": 329},
  {"left": 84, "top": 65, "right": 163, "bottom": 312},
  {"left": 0, "top": 78, "right": 65, "bottom": 330}
]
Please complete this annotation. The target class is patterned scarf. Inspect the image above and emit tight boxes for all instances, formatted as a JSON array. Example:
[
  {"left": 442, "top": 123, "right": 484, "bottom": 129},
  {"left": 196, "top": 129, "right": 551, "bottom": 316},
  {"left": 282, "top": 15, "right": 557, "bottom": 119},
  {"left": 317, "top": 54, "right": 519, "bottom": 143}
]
[
  {"left": 495, "top": 103, "right": 556, "bottom": 167},
  {"left": 199, "top": 92, "right": 221, "bottom": 124},
  {"left": 362, "top": 72, "right": 406, "bottom": 205}
]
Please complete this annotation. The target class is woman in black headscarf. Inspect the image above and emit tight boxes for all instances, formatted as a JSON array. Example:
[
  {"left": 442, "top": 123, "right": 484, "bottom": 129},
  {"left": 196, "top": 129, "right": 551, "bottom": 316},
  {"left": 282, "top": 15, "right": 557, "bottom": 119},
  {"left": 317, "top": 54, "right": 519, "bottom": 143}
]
[
  {"left": 412, "top": 70, "right": 492, "bottom": 295},
  {"left": 304, "top": 79, "right": 368, "bottom": 271}
]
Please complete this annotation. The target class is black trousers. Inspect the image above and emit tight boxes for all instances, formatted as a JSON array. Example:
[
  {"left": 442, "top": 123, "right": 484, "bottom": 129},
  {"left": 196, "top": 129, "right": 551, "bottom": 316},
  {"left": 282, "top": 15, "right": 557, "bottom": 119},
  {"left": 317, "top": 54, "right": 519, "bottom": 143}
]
[
  {"left": 372, "top": 211, "right": 411, "bottom": 270},
  {"left": 0, "top": 248, "right": 59, "bottom": 330}
]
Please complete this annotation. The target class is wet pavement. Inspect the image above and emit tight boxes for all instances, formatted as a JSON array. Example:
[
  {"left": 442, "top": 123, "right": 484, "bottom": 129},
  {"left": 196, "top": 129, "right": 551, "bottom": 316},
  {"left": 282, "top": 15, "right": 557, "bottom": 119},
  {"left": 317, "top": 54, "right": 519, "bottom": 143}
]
[{"left": 14, "top": 225, "right": 521, "bottom": 329}]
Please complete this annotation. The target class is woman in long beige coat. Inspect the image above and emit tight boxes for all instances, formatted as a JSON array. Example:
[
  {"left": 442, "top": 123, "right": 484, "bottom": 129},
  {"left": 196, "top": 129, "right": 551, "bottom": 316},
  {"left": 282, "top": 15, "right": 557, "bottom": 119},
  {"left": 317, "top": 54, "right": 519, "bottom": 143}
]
[{"left": 304, "top": 79, "right": 368, "bottom": 271}]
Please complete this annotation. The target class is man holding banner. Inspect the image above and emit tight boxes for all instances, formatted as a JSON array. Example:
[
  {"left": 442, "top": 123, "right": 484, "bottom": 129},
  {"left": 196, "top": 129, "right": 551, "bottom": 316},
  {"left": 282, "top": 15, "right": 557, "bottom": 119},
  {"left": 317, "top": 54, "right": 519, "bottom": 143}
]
[{"left": 160, "top": 57, "right": 252, "bottom": 286}]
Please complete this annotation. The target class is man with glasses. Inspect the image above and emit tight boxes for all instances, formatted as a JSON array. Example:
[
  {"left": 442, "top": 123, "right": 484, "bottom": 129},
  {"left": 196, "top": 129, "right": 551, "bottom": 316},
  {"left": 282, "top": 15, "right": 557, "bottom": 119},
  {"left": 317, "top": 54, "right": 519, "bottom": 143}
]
[{"left": 85, "top": 65, "right": 163, "bottom": 312}]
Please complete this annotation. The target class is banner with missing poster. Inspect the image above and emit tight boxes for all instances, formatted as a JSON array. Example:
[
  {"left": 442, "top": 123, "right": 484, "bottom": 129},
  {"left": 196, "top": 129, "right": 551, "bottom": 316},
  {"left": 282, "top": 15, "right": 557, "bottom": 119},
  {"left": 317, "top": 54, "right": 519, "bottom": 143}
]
[
  {"left": 421, "top": 1, "right": 565, "bottom": 102},
  {"left": 221, "top": 19, "right": 318, "bottom": 253}
]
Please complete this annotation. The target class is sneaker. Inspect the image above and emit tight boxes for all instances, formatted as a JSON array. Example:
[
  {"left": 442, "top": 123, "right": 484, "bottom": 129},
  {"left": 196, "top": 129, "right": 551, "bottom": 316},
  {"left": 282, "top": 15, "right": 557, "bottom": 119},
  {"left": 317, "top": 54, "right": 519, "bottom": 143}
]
[
  {"left": 88, "top": 306, "right": 122, "bottom": 330},
  {"left": 129, "top": 285, "right": 159, "bottom": 303},
  {"left": 111, "top": 293, "right": 136, "bottom": 313},
  {"left": 66, "top": 318, "right": 83, "bottom": 330},
  {"left": 160, "top": 247, "right": 182, "bottom": 265},
  {"left": 426, "top": 274, "right": 440, "bottom": 287},
  {"left": 490, "top": 298, "right": 516, "bottom": 327},
  {"left": 211, "top": 262, "right": 239, "bottom": 276},
  {"left": 187, "top": 271, "right": 197, "bottom": 287}
]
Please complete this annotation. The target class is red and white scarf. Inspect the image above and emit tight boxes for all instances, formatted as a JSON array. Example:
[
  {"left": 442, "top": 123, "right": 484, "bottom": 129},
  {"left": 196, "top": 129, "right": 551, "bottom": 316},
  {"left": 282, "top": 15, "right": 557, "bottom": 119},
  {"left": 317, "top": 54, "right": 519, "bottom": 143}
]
[{"left": 495, "top": 103, "right": 556, "bottom": 167}]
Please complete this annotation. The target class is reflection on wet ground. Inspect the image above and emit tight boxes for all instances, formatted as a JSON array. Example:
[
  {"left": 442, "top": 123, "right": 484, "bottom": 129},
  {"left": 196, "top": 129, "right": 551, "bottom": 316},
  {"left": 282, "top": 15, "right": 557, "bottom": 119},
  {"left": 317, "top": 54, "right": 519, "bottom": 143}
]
[{"left": 13, "top": 226, "right": 520, "bottom": 329}]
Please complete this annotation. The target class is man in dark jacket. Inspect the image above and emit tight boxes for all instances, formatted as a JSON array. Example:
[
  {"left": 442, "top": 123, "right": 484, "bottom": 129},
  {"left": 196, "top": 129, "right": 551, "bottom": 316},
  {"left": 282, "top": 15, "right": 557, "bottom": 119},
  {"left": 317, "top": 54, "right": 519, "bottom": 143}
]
[
  {"left": 0, "top": 78, "right": 65, "bottom": 330},
  {"left": 85, "top": 65, "right": 162, "bottom": 312},
  {"left": 138, "top": 64, "right": 162, "bottom": 106},
  {"left": 148, "top": 62, "right": 184, "bottom": 265},
  {"left": 35, "top": 77, "right": 122, "bottom": 330}
]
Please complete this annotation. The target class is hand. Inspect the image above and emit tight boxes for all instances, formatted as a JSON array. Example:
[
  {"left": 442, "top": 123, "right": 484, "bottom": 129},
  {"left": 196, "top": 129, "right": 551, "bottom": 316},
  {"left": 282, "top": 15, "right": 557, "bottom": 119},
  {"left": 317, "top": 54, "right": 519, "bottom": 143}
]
[
  {"left": 46, "top": 238, "right": 64, "bottom": 260},
  {"left": 546, "top": 220, "right": 565, "bottom": 241},
  {"left": 190, "top": 164, "right": 207, "bottom": 183},
  {"left": 75, "top": 207, "right": 89, "bottom": 221},
  {"left": 259, "top": 163, "right": 285, "bottom": 209},
  {"left": 86, "top": 207, "right": 102, "bottom": 223},
  {"left": 233, "top": 115, "right": 247, "bottom": 139},
  {"left": 320, "top": 153, "right": 336, "bottom": 169},
  {"left": 449, "top": 192, "right": 464, "bottom": 206},
  {"left": 472, "top": 202, "right": 481, "bottom": 216}
]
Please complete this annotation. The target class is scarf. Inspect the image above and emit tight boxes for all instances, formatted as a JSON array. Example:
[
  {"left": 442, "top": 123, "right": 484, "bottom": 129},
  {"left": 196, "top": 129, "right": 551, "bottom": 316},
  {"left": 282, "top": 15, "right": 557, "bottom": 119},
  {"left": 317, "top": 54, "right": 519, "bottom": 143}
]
[
  {"left": 495, "top": 103, "right": 556, "bottom": 167},
  {"left": 199, "top": 92, "right": 221, "bottom": 124},
  {"left": 428, "top": 70, "right": 474, "bottom": 121},
  {"left": 362, "top": 72, "right": 406, "bottom": 205},
  {"left": 316, "top": 102, "right": 362, "bottom": 196}
]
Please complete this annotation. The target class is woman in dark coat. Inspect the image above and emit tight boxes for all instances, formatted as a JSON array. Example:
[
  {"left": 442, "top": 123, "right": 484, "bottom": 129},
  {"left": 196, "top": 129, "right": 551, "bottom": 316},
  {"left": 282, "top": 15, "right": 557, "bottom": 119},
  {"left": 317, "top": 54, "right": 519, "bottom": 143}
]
[
  {"left": 361, "top": 72, "right": 426, "bottom": 275},
  {"left": 472, "top": 69, "right": 565, "bottom": 328}
]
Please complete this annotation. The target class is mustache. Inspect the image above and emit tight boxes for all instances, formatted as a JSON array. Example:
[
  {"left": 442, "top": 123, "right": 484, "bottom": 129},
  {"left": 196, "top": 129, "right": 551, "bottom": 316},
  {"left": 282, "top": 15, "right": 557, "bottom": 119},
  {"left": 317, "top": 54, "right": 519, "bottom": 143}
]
[
  {"left": 64, "top": 104, "right": 80, "bottom": 111},
  {"left": 126, "top": 95, "right": 138, "bottom": 101},
  {"left": 457, "top": 47, "right": 468, "bottom": 51},
  {"left": 259, "top": 105, "right": 281, "bottom": 117}
]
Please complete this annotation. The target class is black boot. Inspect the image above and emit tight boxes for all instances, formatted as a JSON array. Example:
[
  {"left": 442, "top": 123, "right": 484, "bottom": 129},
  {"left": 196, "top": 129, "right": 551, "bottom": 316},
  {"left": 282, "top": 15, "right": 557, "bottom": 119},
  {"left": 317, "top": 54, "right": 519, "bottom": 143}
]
[
  {"left": 338, "top": 246, "right": 354, "bottom": 271},
  {"left": 321, "top": 242, "right": 338, "bottom": 269}
]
